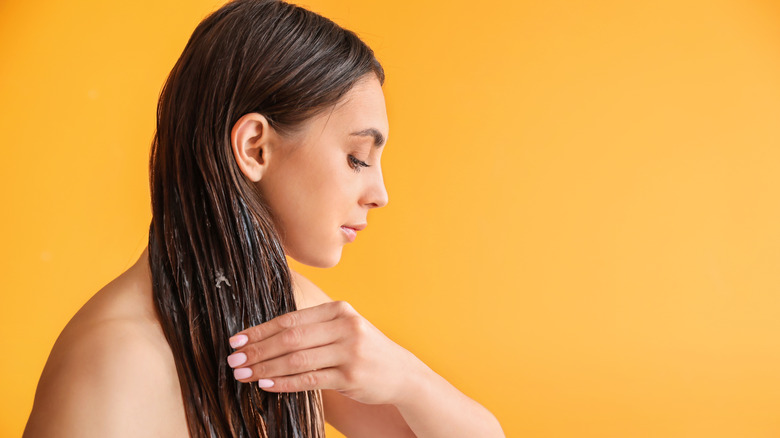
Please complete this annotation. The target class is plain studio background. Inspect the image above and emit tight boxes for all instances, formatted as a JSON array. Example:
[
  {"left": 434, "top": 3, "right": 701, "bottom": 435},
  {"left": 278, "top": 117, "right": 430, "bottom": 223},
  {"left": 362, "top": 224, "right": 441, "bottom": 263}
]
[{"left": 1, "top": 0, "right": 779, "bottom": 436}]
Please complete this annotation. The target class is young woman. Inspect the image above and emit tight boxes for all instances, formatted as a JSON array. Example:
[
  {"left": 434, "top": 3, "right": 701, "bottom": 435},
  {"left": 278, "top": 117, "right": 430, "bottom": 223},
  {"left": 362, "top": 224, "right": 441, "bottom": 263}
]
[{"left": 24, "top": 0, "right": 505, "bottom": 436}]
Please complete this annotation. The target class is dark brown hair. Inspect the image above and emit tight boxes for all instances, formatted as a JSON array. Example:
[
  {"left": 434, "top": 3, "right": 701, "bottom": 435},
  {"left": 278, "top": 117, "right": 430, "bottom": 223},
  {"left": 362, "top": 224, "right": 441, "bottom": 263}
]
[{"left": 147, "top": 0, "right": 384, "bottom": 436}]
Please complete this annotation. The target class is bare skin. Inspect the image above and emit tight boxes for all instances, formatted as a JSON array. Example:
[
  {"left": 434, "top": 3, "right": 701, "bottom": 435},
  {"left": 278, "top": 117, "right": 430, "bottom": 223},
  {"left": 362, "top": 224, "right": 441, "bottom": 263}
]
[
  {"left": 26, "top": 77, "right": 504, "bottom": 438},
  {"left": 23, "top": 247, "right": 416, "bottom": 437}
]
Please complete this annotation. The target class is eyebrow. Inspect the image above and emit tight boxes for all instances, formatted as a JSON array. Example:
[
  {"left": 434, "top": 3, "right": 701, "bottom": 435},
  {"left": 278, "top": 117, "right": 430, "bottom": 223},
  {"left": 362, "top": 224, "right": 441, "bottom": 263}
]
[{"left": 350, "top": 128, "right": 386, "bottom": 148}]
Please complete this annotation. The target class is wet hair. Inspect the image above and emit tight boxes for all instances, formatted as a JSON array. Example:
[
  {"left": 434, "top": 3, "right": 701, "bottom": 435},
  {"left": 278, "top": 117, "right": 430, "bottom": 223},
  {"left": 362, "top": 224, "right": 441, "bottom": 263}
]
[{"left": 147, "top": 0, "right": 384, "bottom": 436}]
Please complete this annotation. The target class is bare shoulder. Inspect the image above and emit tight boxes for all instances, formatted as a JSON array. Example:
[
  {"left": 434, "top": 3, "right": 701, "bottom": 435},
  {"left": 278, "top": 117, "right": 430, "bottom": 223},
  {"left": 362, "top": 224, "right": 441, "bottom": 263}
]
[
  {"left": 25, "top": 319, "right": 185, "bottom": 437},
  {"left": 25, "top": 257, "right": 187, "bottom": 437},
  {"left": 290, "top": 269, "right": 334, "bottom": 309}
]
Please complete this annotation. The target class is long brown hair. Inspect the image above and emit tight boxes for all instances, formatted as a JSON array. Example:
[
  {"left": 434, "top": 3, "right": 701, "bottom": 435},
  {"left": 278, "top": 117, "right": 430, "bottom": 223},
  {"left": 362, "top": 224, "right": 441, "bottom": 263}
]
[{"left": 147, "top": 1, "right": 384, "bottom": 436}]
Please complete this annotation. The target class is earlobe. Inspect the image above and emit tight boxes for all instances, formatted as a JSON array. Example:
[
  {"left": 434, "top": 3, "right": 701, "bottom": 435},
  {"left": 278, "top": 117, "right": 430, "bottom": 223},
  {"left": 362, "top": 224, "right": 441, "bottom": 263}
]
[{"left": 231, "top": 113, "right": 271, "bottom": 182}]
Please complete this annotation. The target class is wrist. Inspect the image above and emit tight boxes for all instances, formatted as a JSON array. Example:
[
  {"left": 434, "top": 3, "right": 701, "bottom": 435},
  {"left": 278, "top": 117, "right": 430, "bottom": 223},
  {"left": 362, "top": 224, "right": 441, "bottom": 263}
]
[{"left": 390, "top": 352, "right": 437, "bottom": 409}]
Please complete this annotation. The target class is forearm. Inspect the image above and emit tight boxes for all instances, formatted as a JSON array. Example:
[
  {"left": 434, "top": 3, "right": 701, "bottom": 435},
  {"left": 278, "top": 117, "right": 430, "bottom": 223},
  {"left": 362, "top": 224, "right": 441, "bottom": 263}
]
[{"left": 393, "top": 357, "right": 505, "bottom": 438}]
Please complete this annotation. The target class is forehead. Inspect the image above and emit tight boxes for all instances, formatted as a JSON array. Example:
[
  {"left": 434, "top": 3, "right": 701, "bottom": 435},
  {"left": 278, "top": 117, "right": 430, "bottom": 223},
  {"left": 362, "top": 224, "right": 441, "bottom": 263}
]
[{"left": 304, "top": 76, "right": 389, "bottom": 141}]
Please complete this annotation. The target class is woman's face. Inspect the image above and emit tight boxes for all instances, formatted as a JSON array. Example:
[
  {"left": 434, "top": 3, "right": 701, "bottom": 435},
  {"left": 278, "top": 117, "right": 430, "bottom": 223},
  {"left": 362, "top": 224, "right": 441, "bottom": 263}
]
[{"left": 257, "top": 75, "right": 389, "bottom": 268}]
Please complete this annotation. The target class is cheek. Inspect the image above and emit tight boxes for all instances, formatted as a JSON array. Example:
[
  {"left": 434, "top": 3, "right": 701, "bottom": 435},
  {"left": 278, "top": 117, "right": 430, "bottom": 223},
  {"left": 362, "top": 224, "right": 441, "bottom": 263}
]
[
  {"left": 297, "top": 154, "right": 354, "bottom": 210},
  {"left": 265, "top": 155, "right": 350, "bottom": 234}
]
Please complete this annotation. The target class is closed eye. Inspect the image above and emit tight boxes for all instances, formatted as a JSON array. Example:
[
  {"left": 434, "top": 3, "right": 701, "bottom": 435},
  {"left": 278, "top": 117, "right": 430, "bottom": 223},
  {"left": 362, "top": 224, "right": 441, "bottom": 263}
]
[{"left": 348, "top": 155, "right": 371, "bottom": 173}]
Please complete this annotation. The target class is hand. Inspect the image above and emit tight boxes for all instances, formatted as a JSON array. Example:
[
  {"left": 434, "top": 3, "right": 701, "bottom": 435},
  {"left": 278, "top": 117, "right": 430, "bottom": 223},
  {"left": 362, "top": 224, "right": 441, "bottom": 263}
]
[{"left": 226, "top": 301, "right": 419, "bottom": 405}]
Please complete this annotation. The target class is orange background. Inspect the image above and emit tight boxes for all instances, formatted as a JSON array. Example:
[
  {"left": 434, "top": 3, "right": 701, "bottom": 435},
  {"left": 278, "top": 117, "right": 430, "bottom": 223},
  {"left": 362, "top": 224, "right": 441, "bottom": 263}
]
[{"left": 2, "top": 0, "right": 780, "bottom": 436}]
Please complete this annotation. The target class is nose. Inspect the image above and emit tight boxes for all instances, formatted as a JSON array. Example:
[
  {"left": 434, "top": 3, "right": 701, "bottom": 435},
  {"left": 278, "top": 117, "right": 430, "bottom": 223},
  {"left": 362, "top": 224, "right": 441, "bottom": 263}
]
[{"left": 363, "top": 167, "right": 389, "bottom": 209}]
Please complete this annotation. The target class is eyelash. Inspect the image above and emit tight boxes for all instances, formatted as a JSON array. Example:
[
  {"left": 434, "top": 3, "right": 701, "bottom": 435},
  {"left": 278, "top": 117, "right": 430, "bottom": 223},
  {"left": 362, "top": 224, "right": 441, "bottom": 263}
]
[{"left": 348, "top": 155, "right": 371, "bottom": 173}]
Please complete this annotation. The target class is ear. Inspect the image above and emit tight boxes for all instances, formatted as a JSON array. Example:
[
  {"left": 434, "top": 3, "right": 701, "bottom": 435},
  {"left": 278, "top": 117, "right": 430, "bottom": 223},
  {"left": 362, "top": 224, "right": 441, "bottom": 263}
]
[{"left": 230, "top": 113, "right": 272, "bottom": 182}]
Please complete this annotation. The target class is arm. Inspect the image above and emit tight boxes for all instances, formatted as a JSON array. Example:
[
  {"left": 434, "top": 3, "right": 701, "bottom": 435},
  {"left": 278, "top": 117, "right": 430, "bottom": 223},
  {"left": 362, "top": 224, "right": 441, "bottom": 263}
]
[
  {"left": 322, "top": 360, "right": 504, "bottom": 438},
  {"left": 227, "top": 271, "right": 504, "bottom": 437},
  {"left": 385, "top": 358, "right": 504, "bottom": 437},
  {"left": 291, "top": 272, "right": 416, "bottom": 437}
]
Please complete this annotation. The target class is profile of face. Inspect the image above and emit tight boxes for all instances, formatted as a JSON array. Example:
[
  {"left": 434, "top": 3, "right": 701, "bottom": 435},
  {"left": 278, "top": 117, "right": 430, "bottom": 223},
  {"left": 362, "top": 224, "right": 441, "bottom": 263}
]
[{"left": 231, "top": 75, "right": 389, "bottom": 268}]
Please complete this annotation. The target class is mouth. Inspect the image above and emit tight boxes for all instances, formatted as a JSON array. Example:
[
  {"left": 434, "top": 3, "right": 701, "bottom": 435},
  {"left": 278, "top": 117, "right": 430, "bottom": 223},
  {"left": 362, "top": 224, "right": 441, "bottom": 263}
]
[
  {"left": 343, "top": 223, "right": 367, "bottom": 231},
  {"left": 340, "top": 226, "right": 357, "bottom": 242},
  {"left": 340, "top": 223, "right": 366, "bottom": 242}
]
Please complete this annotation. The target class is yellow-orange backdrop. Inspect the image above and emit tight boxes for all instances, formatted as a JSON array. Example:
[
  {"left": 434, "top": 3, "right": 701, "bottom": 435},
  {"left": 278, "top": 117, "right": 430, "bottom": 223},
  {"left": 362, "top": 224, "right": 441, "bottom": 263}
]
[{"left": 2, "top": 0, "right": 779, "bottom": 436}]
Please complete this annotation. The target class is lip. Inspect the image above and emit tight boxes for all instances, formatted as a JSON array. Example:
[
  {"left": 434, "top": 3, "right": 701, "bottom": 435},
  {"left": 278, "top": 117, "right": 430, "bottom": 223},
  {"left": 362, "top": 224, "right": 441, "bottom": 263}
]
[
  {"left": 340, "top": 223, "right": 366, "bottom": 242},
  {"left": 343, "top": 223, "right": 367, "bottom": 231}
]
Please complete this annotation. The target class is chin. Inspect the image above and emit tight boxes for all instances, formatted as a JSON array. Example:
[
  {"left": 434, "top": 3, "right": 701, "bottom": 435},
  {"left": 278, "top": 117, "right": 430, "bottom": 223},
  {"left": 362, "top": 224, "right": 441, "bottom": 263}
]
[{"left": 288, "top": 247, "right": 343, "bottom": 269}]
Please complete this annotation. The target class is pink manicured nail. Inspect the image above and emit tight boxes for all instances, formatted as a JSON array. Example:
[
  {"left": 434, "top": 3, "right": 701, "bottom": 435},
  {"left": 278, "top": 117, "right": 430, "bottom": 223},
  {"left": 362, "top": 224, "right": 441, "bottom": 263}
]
[
  {"left": 234, "top": 368, "right": 253, "bottom": 380},
  {"left": 257, "top": 379, "right": 274, "bottom": 388},
  {"left": 229, "top": 334, "right": 248, "bottom": 348},
  {"left": 227, "top": 352, "right": 247, "bottom": 368}
]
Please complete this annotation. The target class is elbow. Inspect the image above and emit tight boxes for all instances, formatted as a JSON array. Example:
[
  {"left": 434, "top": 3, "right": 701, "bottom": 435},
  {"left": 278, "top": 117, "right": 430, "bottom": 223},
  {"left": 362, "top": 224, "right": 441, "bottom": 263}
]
[{"left": 484, "top": 410, "right": 506, "bottom": 438}]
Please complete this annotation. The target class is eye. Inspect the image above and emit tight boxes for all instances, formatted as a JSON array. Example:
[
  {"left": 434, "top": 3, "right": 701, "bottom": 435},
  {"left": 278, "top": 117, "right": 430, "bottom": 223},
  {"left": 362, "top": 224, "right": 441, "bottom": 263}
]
[{"left": 348, "top": 155, "right": 371, "bottom": 173}]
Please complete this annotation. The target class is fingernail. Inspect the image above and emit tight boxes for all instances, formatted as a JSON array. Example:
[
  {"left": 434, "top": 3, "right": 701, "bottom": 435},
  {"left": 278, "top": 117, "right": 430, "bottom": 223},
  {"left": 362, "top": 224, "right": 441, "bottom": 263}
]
[
  {"left": 229, "top": 334, "right": 248, "bottom": 348},
  {"left": 227, "top": 352, "right": 247, "bottom": 368},
  {"left": 257, "top": 379, "right": 274, "bottom": 388},
  {"left": 234, "top": 368, "right": 253, "bottom": 380}
]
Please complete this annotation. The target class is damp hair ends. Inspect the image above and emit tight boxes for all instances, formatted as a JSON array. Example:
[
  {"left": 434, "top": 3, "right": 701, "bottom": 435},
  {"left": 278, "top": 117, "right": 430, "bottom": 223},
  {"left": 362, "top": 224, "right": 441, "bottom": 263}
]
[{"left": 146, "top": 0, "right": 384, "bottom": 436}]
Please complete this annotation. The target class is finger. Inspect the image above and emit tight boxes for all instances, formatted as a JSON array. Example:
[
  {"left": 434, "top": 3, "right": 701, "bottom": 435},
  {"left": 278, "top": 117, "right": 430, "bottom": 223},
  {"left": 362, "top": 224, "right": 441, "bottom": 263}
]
[
  {"left": 255, "top": 368, "right": 345, "bottom": 393},
  {"left": 228, "top": 319, "right": 345, "bottom": 368},
  {"left": 232, "top": 344, "right": 344, "bottom": 383},
  {"left": 229, "top": 300, "right": 356, "bottom": 348}
]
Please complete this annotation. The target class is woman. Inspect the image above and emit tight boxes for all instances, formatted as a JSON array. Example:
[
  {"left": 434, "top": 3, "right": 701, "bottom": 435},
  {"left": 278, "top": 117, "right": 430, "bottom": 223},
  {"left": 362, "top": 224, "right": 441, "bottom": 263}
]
[{"left": 24, "top": 0, "right": 505, "bottom": 436}]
